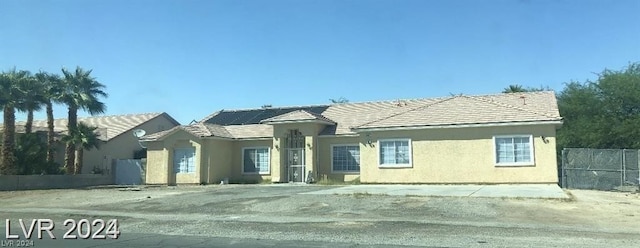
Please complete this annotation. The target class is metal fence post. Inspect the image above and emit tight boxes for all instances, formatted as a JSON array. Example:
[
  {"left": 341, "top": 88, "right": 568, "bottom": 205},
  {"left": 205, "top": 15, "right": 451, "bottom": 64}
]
[
  {"left": 622, "top": 149, "right": 626, "bottom": 187},
  {"left": 560, "top": 148, "right": 567, "bottom": 189}
]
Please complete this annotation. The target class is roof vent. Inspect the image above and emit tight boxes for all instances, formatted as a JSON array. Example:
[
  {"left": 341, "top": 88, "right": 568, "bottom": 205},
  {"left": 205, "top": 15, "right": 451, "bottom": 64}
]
[
  {"left": 520, "top": 95, "right": 527, "bottom": 105},
  {"left": 395, "top": 100, "right": 408, "bottom": 107},
  {"left": 261, "top": 104, "right": 272, "bottom": 109}
]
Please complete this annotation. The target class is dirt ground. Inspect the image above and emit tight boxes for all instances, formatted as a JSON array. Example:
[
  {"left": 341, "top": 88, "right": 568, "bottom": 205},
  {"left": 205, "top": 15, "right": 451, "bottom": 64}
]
[{"left": 1, "top": 185, "right": 639, "bottom": 247}]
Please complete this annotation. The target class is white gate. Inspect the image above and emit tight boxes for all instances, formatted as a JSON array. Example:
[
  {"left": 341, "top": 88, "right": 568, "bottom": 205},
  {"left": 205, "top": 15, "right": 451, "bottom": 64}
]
[{"left": 115, "top": 159, "right": 144, "bottom": 185}]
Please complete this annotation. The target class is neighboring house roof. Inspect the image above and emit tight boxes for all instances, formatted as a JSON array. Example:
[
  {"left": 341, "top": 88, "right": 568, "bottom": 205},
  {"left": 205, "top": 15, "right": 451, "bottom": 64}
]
[
  {"left": 142, "top": 91, "right": 562, "bottom": 141},
  {"left": 9, "top": 112, "right": 180, "bottom": 142}
]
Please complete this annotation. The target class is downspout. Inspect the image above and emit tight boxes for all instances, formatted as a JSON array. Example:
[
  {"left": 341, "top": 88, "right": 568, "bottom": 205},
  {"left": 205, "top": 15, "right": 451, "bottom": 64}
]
[
  {"left": 314, "top": 135, "right": 319, "bottom": 183},
  {"left": 207, "top": 140, "right": 211, "bottom": 184}
]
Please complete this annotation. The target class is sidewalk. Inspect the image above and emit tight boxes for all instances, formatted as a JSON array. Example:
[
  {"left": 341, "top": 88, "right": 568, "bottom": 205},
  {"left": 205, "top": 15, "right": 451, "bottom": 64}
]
[{"left": 302, "top": 184, "right": 570, "bottom": 199}]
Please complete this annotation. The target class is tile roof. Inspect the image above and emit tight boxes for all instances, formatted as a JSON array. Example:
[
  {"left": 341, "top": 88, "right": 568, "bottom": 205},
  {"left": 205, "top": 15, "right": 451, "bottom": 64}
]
[
  {"left": 140, "top": 123, "right": 234, "bottom": 141},
  {"left": 261, "top": 110, "right": 336, "bottom": 124},
  {"left": 141, "top": 123, "right": 272, "bottom": 141},
  {"left": 354, "top": 93, "right": 561, "bottom": 130},
  {"left": 11, "top": 112, "right": 179, "bottom": 141},
  {"left": 318, "top": 97, "right": 448, "bottom": 135},
  {"left": 224, "top": 124, "right": 273, "bottom": 139},
  {"left": 145, "top": 91, "right": 561, "bottom": 141}
]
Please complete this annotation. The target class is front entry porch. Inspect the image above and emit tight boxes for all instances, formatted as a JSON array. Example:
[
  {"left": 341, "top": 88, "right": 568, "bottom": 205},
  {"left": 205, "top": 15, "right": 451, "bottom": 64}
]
[{"left": 276, "top": 128, "right": 318, "bottom": 184}]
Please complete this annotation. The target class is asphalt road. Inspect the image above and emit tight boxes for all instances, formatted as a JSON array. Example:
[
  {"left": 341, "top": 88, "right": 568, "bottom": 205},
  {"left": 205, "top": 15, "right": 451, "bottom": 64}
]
[{"left": 2, "top": 233, "right": 430, "bottom": 248}]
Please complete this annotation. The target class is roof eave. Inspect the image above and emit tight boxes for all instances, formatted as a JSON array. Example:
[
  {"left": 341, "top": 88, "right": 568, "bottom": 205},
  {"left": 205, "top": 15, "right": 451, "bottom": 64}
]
[
  {"left": 261, "top": 119, "right": 336, "bottom": 125},
  {"left": 140, "top": 126, "right": 204, "bottom": 142},
  {"left": 233, "top": 137, "right": 273, "bottom": 141},
  {"left": 351, "top": 120, "right": 564, "bottom": 132},
  {"left": 201, "top": 136, "right": 234, "bottom": 140},
  {"left": 317, "top": 133, "right": 360, "bottom": 138}
]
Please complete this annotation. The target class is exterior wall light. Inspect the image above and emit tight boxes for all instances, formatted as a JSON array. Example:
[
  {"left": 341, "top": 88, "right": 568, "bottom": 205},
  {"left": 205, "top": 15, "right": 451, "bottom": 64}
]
[{"left": 541, "top": 136, "right": 549, "bottom": 144}]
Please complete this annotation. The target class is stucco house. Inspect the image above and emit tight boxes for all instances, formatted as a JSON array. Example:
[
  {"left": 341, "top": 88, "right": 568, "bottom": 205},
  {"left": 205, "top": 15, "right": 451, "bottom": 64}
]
[
  {"left": 13, "top": 112, "right": 180, "bottom": 174},
  {"left": 142, "top": 91, "right": 563, "bottom": 185}
]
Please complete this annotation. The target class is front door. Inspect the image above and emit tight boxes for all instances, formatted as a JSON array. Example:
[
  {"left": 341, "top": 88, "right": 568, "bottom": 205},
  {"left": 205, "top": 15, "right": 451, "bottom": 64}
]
[{"left": 287, "top": 148, "right": 305, "bottom": 183}]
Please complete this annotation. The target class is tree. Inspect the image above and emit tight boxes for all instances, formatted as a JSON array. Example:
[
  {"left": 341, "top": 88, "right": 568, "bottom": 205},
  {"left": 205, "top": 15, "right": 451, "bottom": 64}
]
[
  {"left": 16, "top": 72, "right": 46, "bottom": 134},
  {"left": 557, "top": 62, "right": 640, "bottom": 149},
  {"left": 35, "top": 71, "right": 64, "bottom": 164},
  {"left": 61, "top": 123, "right": 101, "bottom": 175},
  {"left": 330, "top": 97, "right": 349, "bottom": 103},
  {"left": 0, "top": 68, "right": 29, "bottom": 175},
  {"left": 59, "top": 67, "right": 108, "bottom": 174},
  {"left": 502, "top": 84, "right": 527, "bottom": 93},
  {"left": 15, "top": 132, "right": 55, "bottom": 175},
  {"left": 502, "top": 84, "right": 551, "bottom": 93},
  {"left": 556, "top": 81, "right": 603, "bottom": 148}
]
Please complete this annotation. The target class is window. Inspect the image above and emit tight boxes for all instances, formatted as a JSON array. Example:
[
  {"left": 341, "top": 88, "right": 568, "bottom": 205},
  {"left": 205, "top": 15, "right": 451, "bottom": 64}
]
[
  {"left": 243, "top": 147, "right": 270, "bottom": 174},
  {"left": 174, "top": 148, "right": 196, "bottom": 173},
  {"left": 378, "top": 139, "right": 412, "bottom": 167},
  {"left": 494, "top": 135, "right": 534, "bottom": 166},
  {"left": 332, "top": 145, "right": 360, "bottom": 173}
]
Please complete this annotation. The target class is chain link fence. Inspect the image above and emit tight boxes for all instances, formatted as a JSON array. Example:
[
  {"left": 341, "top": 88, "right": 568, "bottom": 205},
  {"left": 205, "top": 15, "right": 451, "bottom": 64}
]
[{"left": 561, "top": 148, "right": 640, "bottom": 190}]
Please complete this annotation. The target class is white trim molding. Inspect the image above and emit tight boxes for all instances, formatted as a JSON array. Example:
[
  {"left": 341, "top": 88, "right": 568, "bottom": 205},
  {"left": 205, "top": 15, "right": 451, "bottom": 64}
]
[{"left": 493, "top": 134, "right": 535, "bottom": 167}]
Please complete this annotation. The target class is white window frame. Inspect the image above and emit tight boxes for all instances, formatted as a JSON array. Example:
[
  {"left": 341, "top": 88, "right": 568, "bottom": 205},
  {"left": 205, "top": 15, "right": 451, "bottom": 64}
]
[
  {"left": 173, "top": 147, "right": 196, "bottom": 174},
  {"left": 330, "top": 144, "right": 361, "bottom": 174},
  {"left": 493, "top": 135, "right": 535, "bottom": 167},
  {"left": 378, "top": 138, "right": 412, "bottom": 168},
  {"left": 242, "top": 147, "right": 271, "bottom": 175}
]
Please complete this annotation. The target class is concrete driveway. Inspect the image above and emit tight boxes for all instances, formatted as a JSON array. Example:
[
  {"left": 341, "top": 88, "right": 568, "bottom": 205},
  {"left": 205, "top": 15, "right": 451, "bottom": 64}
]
[{"left": 302, "top": 184, "right": 570, "bottom": 199}]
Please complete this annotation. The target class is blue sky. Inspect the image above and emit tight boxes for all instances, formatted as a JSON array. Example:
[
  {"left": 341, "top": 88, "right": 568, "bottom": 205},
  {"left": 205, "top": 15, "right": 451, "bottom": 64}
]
[{"left": 1, "top": 0, "right": 639, "bottom": 124}]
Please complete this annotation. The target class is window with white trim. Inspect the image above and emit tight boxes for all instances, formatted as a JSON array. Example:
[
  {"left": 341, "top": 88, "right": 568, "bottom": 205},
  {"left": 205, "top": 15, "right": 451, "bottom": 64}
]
[
  {"left": 494, "top": 135, "right": 534, "bottom": 166},
  {"left": 174, "top": 148, "right": 196, "bottom": 173},
  {"left": 378, "top": 139, "right": 412, "bottom": 167},
  {"left": 243, "top": 147, "right": 270, "bottom": 174},
  {"left": 332, "top": 145, "right": 360, "bottom": 173}
]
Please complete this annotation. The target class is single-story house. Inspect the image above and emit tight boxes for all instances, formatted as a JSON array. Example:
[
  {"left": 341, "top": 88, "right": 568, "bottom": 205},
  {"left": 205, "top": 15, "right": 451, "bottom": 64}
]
[
  {"left": 142, "top": 91, "right": 563, "bottom": 185},
  {"left": 12, "top": 112, "right": 180, "bottom": 174}
]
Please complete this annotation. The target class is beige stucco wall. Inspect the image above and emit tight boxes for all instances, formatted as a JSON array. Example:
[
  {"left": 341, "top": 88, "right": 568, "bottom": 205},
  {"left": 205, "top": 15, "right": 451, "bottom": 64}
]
[
  {"left": 316, "top": 136, "right": 361, "bottom": 182},
  {"left": 229, "top": 139, "right": 273, "bottom": 183},
  {"left": 358, "top": 125, "right": 559, "bottom": 184},
  {"left": 200, "top": 139, "right": 233, "bottom": 184},
  {"left": 145, "top": 123, "right": 559, "bottom": 185},
  {"left": 144, "top": 130, "right": 202, "bottom": 185},
  {"left": 145, "top": 141, "right": 168, "bottom": 184}
]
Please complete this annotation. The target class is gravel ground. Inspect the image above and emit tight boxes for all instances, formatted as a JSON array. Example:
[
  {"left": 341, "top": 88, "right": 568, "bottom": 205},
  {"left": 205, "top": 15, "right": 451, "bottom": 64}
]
[{"left": 0, "top": 185, "right": 639, "bottom": 247}]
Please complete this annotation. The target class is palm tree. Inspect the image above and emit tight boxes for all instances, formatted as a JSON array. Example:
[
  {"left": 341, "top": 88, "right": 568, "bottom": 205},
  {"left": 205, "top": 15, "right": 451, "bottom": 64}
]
[
  {"left": 35, "top": 71, "right": 64, "bottom": 164},
  {"left": 59, "top": 67, "right": 108, "bottom": 174},
  {"left": 0, "top": 68, "right": 29, "bottom": 175},
  {"left": 61, "top": 123, "right": 101, "bottom": 174},
  {"left": 17, "top": 72, "right": 46, "bottom": 134},
  {"left": 502, "top": 84, "right": 527, "bottom": 93}
]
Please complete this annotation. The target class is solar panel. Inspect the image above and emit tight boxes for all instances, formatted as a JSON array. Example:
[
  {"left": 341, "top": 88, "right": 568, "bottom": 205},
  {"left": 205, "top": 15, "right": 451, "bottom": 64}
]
[{"left": 204, "top": 106, "right": 331, "bottom": 125}]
